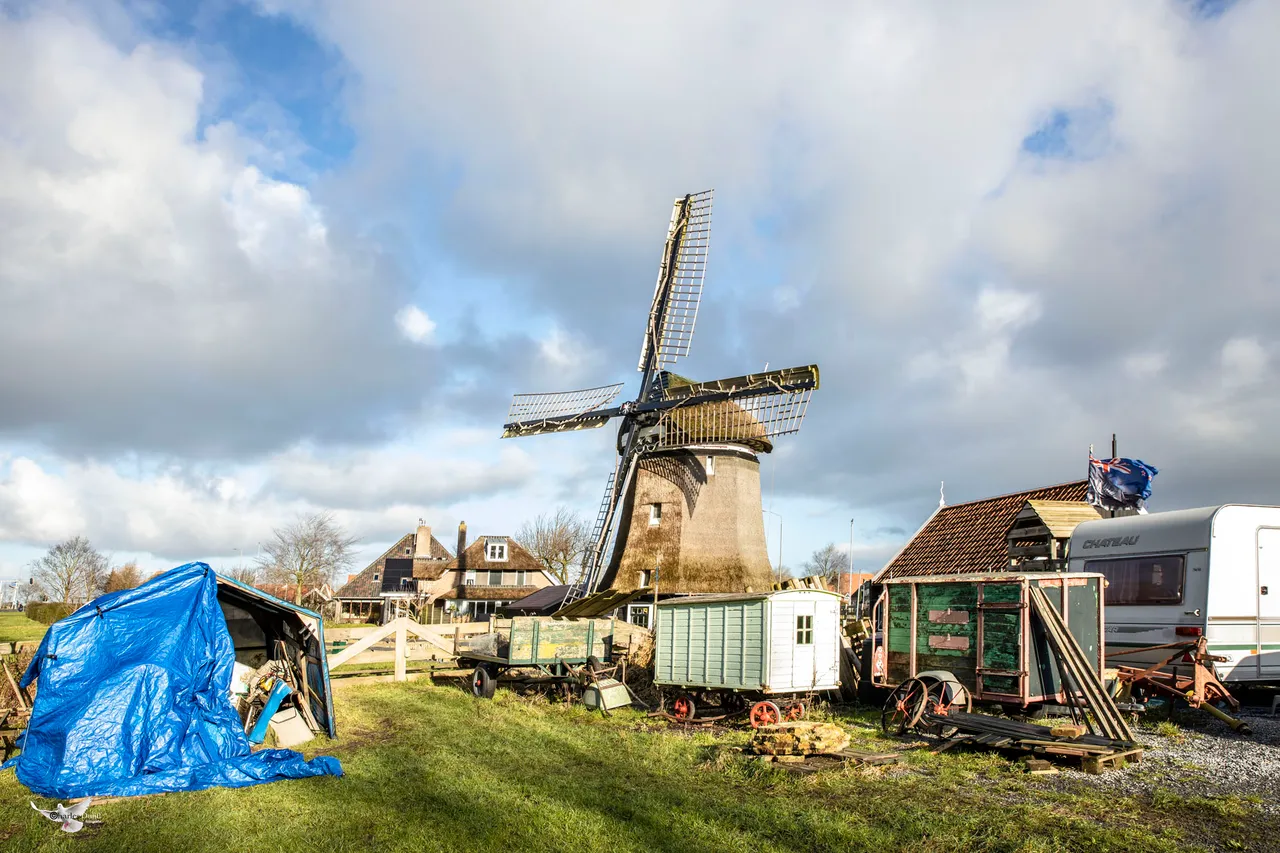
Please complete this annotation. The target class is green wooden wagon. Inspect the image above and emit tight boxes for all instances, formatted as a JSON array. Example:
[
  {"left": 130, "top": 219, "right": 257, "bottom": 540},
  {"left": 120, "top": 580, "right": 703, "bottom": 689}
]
[
  {"left": 455, "top": 616, "right": 615, "bottom": 699},
  {"left": 868, "top": 572, "right": 1105, "bottom": 732}
]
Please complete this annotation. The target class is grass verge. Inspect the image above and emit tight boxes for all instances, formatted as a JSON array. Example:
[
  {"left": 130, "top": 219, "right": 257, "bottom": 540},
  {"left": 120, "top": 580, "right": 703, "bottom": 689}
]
[
  {"left": 0, "top": 612, "right": 47, "bottom": 645},
  {"left": 0, "top": 681, "right": 1265, "bottom": 852}
]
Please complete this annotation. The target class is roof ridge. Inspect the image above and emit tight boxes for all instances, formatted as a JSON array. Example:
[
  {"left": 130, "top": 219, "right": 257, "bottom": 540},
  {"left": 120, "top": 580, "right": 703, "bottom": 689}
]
[{"left": 936, "top": 479, "right": 1088, "bottom": 511}]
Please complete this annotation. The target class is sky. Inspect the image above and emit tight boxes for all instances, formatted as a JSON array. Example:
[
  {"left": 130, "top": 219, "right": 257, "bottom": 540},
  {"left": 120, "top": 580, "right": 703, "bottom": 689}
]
[{"left": 1, "top": 0, "right": 1277, "bottom": 585}]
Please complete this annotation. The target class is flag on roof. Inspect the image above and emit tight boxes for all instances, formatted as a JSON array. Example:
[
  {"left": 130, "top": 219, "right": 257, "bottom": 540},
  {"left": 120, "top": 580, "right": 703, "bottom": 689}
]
[{"left": 1086, "top": 455, "right": 1158, "bottom": 513}]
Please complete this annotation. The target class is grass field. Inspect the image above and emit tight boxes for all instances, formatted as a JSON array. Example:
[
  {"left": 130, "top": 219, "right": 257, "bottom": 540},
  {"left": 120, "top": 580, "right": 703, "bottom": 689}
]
[
  {"left": 0, "top": 612, "right": 48, "bottom": 645},
  {"left": 0, "top": 680, "right": 1264, "bottom": 852}
]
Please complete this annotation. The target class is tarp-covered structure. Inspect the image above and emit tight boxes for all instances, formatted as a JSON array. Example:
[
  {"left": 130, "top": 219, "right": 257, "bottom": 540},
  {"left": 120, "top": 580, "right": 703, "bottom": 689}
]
[{"left": 9, "top": 562, "right": 341, "bottom": 798}]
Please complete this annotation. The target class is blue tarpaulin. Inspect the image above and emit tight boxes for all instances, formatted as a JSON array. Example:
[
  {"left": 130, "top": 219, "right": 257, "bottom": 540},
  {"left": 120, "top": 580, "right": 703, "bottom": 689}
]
[{"left": 7, "top": 562, "right": 341, "bottom": 798}]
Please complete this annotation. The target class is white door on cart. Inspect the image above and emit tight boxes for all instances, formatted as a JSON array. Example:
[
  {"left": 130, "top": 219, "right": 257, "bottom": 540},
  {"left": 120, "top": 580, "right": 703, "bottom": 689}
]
[
  {"left": 790, "top": 601, "right": 817, "bottom": 689},
  {"left": 1259, "top": 528, "right": 1280, "bottom": 678}
]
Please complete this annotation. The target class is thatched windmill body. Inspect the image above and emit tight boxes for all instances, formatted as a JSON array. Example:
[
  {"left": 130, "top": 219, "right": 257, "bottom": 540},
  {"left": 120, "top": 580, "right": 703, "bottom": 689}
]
[{"left": 502, "top": 191, "right": 820, "bottom": 605}]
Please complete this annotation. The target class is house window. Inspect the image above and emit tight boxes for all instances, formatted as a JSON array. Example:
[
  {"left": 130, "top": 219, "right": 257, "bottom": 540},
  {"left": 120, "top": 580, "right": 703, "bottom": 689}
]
[
  {"left": 464, "top": 570, "right": 476, "bottom": 586},
  {"left": 404, "top": 546, "right": 412, "bottom": 555},
  {"left": 1085, "top": 555, "right": 1185, "bottom": 605},
  {"left": 639, "top": 569, "right": 652, "bottom": 587},
  {"left": 486, "top": 540, "right": 508, "bottom": 561},
  {"left": 488, "top": 569, "right": 503, "bottom": 586},
  {"left": 373, "top": 574, "right": 380, "bottom": 582},
  {"left": 515, "top": 570, "right": 528, "bottom": 586},
  {"left": 796, "top": 614, "right": 813, "bottom": 645},
  {"left": 649, "top": 504, "right": 662, "bottom": 526},
  {"left": 628, "top": 604, "right": 652, "bottom": 630},
  {"left": 706, "top": 456, "right": 715, "bottom": 476}
]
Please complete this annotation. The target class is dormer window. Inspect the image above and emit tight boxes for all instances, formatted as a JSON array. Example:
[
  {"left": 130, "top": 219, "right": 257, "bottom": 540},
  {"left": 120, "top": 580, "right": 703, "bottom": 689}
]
[{"left": 486, "top": 539, "right": 508, "bottom": 562}]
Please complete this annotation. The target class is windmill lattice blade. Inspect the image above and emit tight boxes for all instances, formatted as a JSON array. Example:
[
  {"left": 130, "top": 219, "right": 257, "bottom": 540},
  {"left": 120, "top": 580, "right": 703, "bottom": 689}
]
[
  {"left": 656, "top": 389, "right": 814, "bottom": 450},
  {"left": 502, "top": 383, "right": 625, "bottom": 438},
  {"left": 660, "top": 364, "right": 820, "bottom": 402},
  {"left": 638, "top": 190, "right": 713, "bottom": 373}
]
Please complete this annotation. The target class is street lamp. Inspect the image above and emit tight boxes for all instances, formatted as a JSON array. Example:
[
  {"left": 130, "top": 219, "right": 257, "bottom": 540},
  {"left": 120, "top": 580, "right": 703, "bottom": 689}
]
[
  {"left": 848, "top": 518, "right": 855, "bottom": 595},
  {"left": 763, "top": 510, "right": 783, "bottom": 583}
]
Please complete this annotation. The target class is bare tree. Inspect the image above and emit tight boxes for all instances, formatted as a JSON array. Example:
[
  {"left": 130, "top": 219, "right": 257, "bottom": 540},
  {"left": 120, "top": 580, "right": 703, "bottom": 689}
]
[
  {"left": 103, "top": 560, "right": 143, "bottom": 593},
  {"left": 224, "top": 563, "right": 260, "bottom": 585},
  {"left": 515, "top": 507, "right": 592, "bottom": 584},
  {"left": 30, "top": 536, "right": 109, "bottom": 604},
  {"left": 803, "top": 543, "right": 844, "bottom": 584},
  {"left": 258, "top": 512, "right": 358, "bottom": 604}
]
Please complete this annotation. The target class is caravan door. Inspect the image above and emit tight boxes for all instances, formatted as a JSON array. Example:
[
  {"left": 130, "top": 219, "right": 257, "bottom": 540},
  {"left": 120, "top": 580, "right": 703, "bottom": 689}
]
[{"left": 1259, "top": 528, "right": 1280, "bottom": 679}]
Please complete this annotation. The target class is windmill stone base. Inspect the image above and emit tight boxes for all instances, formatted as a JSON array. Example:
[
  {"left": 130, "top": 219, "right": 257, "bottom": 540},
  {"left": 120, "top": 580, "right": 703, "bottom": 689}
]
[{"left": 598, "top": 445, "right": 774, "bottom": 595}]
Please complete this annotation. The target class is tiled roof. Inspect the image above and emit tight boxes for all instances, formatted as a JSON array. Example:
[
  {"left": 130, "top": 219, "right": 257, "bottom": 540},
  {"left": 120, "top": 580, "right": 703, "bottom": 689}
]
[
  {"left": 335, "top": 531, "right": 453, "bottom": 600},
  {"left": 438, "top": 536, "right": 544, "bottom": 573},
  {"left": 874, "top": 480, "right": 1089, "bottom": 582}
]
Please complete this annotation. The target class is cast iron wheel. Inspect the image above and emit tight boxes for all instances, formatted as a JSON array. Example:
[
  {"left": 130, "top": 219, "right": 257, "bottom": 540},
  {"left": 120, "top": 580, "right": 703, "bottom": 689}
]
[
  {"left": 785, "top": 702, "right": 806, "bottom": 721},
  {"left": 721, "top": 693, "right": 747, "bottom": 713},
  {"left": 671, "top": 693, "right": 697, "bottom": 721},
  {"left": 586, "top": 655, "right": 604, "bottom": 676},
  {"left": 880, "top": 677, "right": 928, "bottom": 735},
  {"left": 920, "top": 679, "right": 971, "bottom": 739},
  {"left": 749, "top": 700, "right": 782, "bottom": 728},
  {"left": 471, "top": 665, "right": 496, "bottom": 700}
]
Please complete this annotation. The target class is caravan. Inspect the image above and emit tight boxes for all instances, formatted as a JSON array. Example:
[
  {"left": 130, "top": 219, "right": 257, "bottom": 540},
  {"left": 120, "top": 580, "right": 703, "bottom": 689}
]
[{"left": 1067, "top": 504, "right": 1280, "bottom": 683}]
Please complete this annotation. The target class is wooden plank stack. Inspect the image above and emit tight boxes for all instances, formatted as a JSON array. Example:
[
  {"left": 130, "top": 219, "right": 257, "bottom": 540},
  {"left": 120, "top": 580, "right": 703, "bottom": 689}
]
[
  {"left": 750, "top": 722, "right": 851, "bottom": 756},
  {"left": 923, "top": 711, "right": 1142, "bottom": 773}
]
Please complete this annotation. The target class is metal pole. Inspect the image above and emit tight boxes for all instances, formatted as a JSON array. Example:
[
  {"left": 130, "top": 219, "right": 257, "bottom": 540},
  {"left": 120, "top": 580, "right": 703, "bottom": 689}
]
[{"left": 848, "top": 517, "right": 855, "bottom": 597}]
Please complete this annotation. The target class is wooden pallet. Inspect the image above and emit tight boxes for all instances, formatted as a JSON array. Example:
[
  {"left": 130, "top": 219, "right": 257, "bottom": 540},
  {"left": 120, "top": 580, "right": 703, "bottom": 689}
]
[{"left": 1081, "top": 747, "right": 1143, "bottom": 775}]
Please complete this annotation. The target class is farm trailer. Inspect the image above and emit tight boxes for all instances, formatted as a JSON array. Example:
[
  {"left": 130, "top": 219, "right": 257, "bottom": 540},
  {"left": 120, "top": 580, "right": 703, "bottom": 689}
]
[
  {"left": 455, "top": 616, "right": 616, "bottom": 699},
  {"left": 869, "top": 571, "right": 1106, "bottom": 721},
  {"left": 654, "top": 589, "right": 842, "bottom": 726},
  {"left": 1068, "top": 504, "right": 1280, "bottom": 683}
]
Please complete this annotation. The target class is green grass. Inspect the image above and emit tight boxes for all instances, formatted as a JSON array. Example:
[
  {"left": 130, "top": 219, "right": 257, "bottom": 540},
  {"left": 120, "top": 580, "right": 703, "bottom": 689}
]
[
  {"left": 0, "top": 611, "right": 47, "bottom": 645},
  {"left": 0, "top": 682, "right": 1264, "bottom": 852}
]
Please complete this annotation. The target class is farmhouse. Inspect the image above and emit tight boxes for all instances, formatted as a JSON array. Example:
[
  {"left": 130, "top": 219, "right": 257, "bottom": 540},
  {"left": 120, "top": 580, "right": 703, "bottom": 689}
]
[
  {"left": 415, "top": 522, "right": 558, "bottom": 622},
  {"left": 333, "top": 523, "right": 453, "bottom": 622}
]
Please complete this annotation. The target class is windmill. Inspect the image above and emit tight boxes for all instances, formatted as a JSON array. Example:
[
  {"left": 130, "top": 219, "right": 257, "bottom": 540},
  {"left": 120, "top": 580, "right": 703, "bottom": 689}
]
[{"left": 502, "top": 190, "right": 820, "bottom": 607}]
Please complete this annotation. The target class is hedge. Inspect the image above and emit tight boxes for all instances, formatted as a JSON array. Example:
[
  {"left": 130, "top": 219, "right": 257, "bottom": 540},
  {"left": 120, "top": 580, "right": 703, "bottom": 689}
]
[{"left": 25, "top": 602, "right": 75, "bottom": 625}]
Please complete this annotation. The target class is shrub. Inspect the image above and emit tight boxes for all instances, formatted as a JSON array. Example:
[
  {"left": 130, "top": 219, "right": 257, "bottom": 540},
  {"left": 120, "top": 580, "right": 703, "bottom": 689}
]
[{"left": 25, "top": 602, "right": 75, "bottom": 625}]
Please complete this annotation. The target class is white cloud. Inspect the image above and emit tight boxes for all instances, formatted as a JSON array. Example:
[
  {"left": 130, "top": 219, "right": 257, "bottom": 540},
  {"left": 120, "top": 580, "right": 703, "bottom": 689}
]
[
  {"left": 395, "top": 305, "right": 437, "bottom": 344},
  {"left": 1221, "top": 336, "right": 1267, "bottom": 386}
]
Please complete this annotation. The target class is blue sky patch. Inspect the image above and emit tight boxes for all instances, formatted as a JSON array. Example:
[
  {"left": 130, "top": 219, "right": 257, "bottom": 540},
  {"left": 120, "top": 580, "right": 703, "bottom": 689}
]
[{"left": 1021, "top": 100, "right": 1115, "bottom": 162}]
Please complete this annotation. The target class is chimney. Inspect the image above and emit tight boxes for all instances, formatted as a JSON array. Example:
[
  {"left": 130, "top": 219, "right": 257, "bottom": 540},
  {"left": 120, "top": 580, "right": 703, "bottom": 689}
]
[
  {"left": 457, "top": 521, "right": 468, "bottom": 570},
  {"left": 415, "top": 523, "right": 433, "bottom": 559}
]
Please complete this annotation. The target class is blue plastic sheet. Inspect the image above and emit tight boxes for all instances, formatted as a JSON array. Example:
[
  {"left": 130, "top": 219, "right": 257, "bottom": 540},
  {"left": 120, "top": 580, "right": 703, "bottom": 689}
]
[{"left": 9, "top": 562, "right": 341, "bottom": 798}]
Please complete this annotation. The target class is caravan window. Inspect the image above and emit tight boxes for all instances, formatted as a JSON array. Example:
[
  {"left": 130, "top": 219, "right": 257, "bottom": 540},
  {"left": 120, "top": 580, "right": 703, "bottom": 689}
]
[{"left": 1085, "top": 555, "right": 1185, "bottom": 605}]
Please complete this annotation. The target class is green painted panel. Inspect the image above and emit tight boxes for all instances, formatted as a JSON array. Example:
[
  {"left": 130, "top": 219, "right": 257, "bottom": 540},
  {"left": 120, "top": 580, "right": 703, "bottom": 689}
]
[
  {"left": 654, "top": 599, "right": 765, "bottom": 689},
  {"left": 914, "top": 584, "right": 977, "bottom": 659},
  {"left": 983, "top": 674, "right": 1019, "bottom": 694},
  {"left": 983, "top": 583, "right": 1022, "bottom": 604},
  {"left": 981, "top": 610, "right": 1021, "bottom": 672},
  {"left": 1068, "top": 579, "right": 1101, "bottom": 673}
]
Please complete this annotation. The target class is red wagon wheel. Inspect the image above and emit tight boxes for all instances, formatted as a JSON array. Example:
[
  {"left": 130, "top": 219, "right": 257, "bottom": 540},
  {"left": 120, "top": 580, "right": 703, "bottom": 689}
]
[
  {"left": 880, "top": 677, "right": 928, "bottom": 735},
  {"left": 749, "top": 700, "right": 781, "bottom": 728},
  {"left": 785, "top": 702, "right": 805, "bottom": 721},
  {"left": 671, "top": 694, "right": 697, "bottom": 721}
]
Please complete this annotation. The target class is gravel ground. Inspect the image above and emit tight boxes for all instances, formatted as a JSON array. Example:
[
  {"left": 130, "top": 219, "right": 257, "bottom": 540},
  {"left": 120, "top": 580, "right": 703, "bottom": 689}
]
[{"left": 1059, "top": 706, "right": 1280, "bottom": 811}]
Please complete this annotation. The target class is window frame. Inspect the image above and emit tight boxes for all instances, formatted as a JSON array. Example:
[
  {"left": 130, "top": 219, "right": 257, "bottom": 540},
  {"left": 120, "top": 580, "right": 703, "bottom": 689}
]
[
  {"left": 1084, "top": 554, "right": 1187, "bottom": 606},
  {"left": 649, "top": 503, "right": 662, "bottom": 526},
  {"left": 795, "top": 614, "right": 814, "bottom": 645},
  {"left": 706, "top": 455, "right": 716, "bottom": 476},
  {"left": 485, "top": 539, "right": 508, "bottom": 562}
]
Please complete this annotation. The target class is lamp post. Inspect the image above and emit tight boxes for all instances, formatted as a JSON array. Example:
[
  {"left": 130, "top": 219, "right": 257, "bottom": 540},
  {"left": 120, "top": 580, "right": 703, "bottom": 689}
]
[
  {"left": 848, "top": 517, "right": 854, "bottom": 596},
  {"left": 763, "top": 510, "right": 783, "bottom": 583}
]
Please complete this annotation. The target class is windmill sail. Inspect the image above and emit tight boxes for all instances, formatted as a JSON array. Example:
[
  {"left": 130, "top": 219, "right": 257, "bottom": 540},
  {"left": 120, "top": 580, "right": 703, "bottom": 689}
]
[
  {"left": 638, "top": 190, "right": 713, "bottom": 374},
  {"left": 502, "top": 383, "right": 625, "bottom": 438},
  {"left": 656, "top": 389, "right": 814, "bottom": 450}
]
